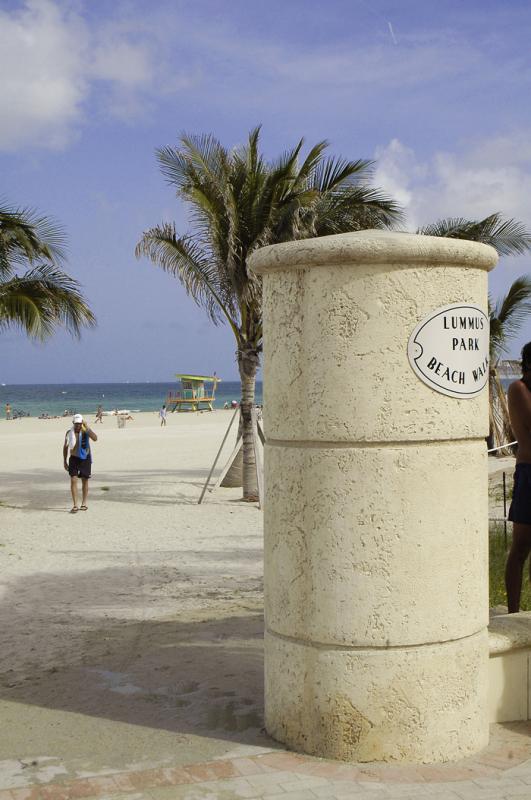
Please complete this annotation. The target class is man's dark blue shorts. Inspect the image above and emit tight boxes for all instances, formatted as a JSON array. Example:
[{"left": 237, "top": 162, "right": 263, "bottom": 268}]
[
  {"left": 508, "top": 463, "right": 531, "bottom": 525},
  {"left": 68, "top": 455, "right": 92, "bottom": 479}
]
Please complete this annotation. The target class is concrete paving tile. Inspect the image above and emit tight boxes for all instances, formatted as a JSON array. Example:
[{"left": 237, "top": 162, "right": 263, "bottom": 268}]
[
  {"left": 333, "top": 791, "right": 390, "bottom": 800},
  {"left": 309, "top": 786, "right": 347, "bottom": 799},
  {"left": 258, "top": 755, "right": 307, "bottom": 771},
  {"left": 232, "top": 758, "right": 270, "bottom": 776},
  {"left": 385, "top": 795, "right": 462, "bottom": 800},
  {"left": 373, "top": 785, "right": 443, "bottom": 797},
  {"left": 396, "top": 788, "right": 461, "bottom": 800},
  {"left": 279, "top": 777, "right": 331, "bottom": 792},
  {"left": 263, "top": 791, "right": 321, "bottom": 800},
  {"left": 190, "top": 777, "right": 261, "bottom": 798},
  {"left": 313, "top": 783, "right": 371, "bottom": 797},
  {"left": 6, "top": 790, "right": 41, "bottom": 800},
  {"left": 453, "top": 786, "right": 527, "bottom": 800},
  {"left": 138, "top": 777, "right": 261, "bottom": 799},
  {"left": 246, "top": 758, "right": 280, "bottom": 774},
  {"left": 184, "top": 760, "right": 239, "bottom": 783},
  {"left": 505, "top": 763, "right": 531, "bottom": 778},
  {"left": 472, "top": 777, "right": 527, "bottom": 790},
  {"left": 245, "top": 771, "right": 299, "bottom": 790}
]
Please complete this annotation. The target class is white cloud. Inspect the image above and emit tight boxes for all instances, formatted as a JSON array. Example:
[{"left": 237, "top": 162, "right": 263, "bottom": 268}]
[
  {"left": 0, "top": 0, "right": 88, "bottom": 149},
  {"left": 373, "top": 134, "right": 531, "bottom": 232},
  {"left": 91, "top": 38, "right": 153, "bottom": 88},
  {"left": 0, "top": 0, "right": 178, "bottom": 151}
]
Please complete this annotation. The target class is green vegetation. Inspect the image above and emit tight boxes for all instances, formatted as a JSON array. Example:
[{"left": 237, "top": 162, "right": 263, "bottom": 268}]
[
  {"left": 489, "top": 277, "right": 531, "bottom": 451},
  {"left": 136, "top": 128, "right": 401, "bottom": 500},
  {"left": 490, "top": 522, "right": 531, "bottom": 610},
  {"left": 0, "top": 203, "right": 95, "bottom": 339}
]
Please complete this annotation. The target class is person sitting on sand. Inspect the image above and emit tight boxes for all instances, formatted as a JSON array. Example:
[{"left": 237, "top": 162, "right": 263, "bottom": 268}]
[
  {"left": 62, "top": 414, "right": 98, "bottom": 514},
  {"left": 506, "top": 341, "right": 531, "bottom": 612},
  {"left": 95, "top": 404, "right": 104, "bottom": 424}
]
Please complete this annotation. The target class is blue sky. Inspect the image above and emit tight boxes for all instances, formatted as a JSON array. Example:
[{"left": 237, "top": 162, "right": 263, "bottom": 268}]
[{"left": 1, "top": 0, "right": 531, "bottom": 382}]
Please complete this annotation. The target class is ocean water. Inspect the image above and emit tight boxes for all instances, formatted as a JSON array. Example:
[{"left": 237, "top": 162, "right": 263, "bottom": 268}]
[
  {"left": 0, "top": 378, "right": 513, "bottom": 419},
  {"left": 0, "top": 381, "right": 262, "bottom": 418}
]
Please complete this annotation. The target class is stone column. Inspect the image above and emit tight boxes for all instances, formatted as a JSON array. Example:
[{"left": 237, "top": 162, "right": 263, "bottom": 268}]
[{"left": 249, "top": 231, "right": 498, "bottom": 764}]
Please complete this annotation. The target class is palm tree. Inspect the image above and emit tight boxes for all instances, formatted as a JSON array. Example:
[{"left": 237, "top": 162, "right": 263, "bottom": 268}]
[
  {"left": 0, "top": 204, "right": 95, "bottom": 339},
  {"left": 418, "top": 213, "right": 531, "bottom": 453},
  {"left": 136, "top": 126, "right": 402, "bottom": 500},
  {"left": 417, "top": 213, "right": 531, "bottom": 256},
  {"left": 488, "top": 277, "right": 531, "bottom": 452}
]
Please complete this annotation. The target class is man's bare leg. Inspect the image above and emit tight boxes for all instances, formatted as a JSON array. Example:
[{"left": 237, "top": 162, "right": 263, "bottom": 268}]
[
  {"left": 81, "top": 478, "right": 89, "bottom": 508},
  {"left": 505, "top": 522, "right": 531, "bottom": 612},
  {"left": 70, "top": 476, "right": 79, "bottom": 510}
]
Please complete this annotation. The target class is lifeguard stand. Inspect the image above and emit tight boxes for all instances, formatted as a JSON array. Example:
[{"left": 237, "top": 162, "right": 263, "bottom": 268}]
[{"left": 165, "top": 374, "right": 220, "bottom": 412}]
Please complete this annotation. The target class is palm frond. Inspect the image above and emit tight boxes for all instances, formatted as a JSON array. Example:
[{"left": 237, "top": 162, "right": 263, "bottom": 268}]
[
  {"left": 294, "top": 140, "right": 329, "bottom": 184},
  {"left": 142, "top": 127, "right": 406, "bottom": 357},
  {"left": 418, "top": 213, "right": 531, "bottom": 257},
  {"left": 0, "top": 204, "right": 67, "bottom": 278},
  {"left": 0, "top": 265, "right": 95, "bottom": 340},
  {"left": 135, "top": 223, "right": 239, "bottom": 335},
  {"left": 310, "top": 156, "right": 374, "bottom": 193},
  {"left": 490, "top": 276, "right": 531, "bottom": 360}
]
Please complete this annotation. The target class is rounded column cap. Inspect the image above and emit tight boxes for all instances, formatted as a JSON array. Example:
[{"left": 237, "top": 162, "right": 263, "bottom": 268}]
[{"left": 249, "top": 230, "right": 498, "bottom": 274}]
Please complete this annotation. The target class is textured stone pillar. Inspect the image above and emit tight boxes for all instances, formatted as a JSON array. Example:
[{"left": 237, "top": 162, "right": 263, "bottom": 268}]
[{"left": 249, "top": 231, "right": 498, "bottom": 764}]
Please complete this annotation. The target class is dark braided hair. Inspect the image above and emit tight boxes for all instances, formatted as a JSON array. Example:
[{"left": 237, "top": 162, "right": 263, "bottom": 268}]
[{"left": 521, "top": 342, "right": 531, "bottom": 373}]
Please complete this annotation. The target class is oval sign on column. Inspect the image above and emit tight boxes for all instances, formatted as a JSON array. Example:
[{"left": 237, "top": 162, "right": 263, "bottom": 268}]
[{"left": 407, "top": 304, "right": 489, "bottom": 399}]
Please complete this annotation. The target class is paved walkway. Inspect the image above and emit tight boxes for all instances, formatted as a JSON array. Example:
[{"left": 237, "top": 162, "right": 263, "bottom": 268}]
[{"left": 1, "top": 722, "right": 530, "bottom": 799}]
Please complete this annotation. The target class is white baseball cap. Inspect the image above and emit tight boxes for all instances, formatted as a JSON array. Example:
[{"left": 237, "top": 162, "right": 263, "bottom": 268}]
[{"left": 72, "top": 414, "right": 83, "bottom": 423}]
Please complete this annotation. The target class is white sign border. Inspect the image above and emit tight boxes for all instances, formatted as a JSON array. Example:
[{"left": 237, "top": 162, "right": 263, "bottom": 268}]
[{"left": 407, "top": 303, "right": 489, "bottom": 399}]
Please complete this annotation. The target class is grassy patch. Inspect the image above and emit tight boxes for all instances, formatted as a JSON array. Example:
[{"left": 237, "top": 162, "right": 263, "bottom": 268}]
[
  {"left": 488, "top": 485, "right": 506, "bottom": 504},
  {"left": 490, "top": 521, "right": 531, "bottom": 610}
]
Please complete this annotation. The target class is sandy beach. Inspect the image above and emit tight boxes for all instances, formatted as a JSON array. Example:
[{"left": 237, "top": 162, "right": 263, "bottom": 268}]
[
  {"left": 0, "top": 411, "right": 269, "bottom": 788},
  {"left": 0, "top": 411, "right": 524, "bottom": 796}
]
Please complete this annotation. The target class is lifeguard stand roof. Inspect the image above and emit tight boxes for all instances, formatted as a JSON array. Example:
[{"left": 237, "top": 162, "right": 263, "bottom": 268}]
[{"left": 175, "top": 374, "right": 220, "bottom": 382}]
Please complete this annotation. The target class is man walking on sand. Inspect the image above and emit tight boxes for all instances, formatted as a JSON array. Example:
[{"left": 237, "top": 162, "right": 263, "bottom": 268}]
[
  {"left": 159, "top": 404, "right": 167, "bottom": 427},
  {"left": 506, "top": 341, "right": 531, "bottom": 612},
  {"left": 63, "top": 414, "right": 97, "bottom": 514}
]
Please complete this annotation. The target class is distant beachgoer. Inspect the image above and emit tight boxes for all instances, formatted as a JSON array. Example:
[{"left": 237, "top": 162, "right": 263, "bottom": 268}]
[
  {"left": 223, "top": 401, "right": 229, "bottom": 409},
  {"left": 5, "top": 402, "right": 11, "bottom": 420},
  {"left": 62, "top": 414, "right": 98, "bottom": 514},
  {"left": 95, "top": 405, "right": 104, "bottom": 424},
  {"left": 506, "top": 341, "right": 531, "bottom": 612},
  {"left": 231, "top": 400, "right": 239, "bottom": 409},
  {"left": 159, "top": 404, "right": 167, "bottom": 427}
]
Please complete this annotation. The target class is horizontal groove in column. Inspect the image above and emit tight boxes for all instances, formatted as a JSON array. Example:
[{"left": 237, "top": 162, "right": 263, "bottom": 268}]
[
  {"left": 266, "top": 437, "right": 484, "bottom": 450},
  {"left": 266, "top": 625, "right": 487, "bottom": 652}
]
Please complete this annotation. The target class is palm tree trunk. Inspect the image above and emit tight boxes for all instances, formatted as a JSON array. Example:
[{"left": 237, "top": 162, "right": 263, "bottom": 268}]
[{"left": 238, "top": 345, "right": 260, "bottom": 501}]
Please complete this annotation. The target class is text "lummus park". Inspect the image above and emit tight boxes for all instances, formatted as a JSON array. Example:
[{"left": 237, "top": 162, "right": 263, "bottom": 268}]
[{"left": 407, "top": 304, "right": 490, "bottom": 398}]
